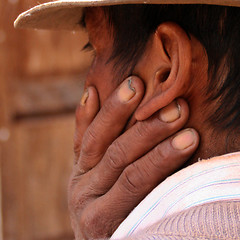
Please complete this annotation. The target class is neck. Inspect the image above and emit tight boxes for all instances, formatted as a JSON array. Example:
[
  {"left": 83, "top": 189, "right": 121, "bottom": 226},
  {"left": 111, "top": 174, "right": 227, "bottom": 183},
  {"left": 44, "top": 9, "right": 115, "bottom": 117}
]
[
  {"left": 184, "top": 36, "right": 240, "bottom": 165},
  {"left": 185, "top": 127, "right": 240, "bottom": 167}
]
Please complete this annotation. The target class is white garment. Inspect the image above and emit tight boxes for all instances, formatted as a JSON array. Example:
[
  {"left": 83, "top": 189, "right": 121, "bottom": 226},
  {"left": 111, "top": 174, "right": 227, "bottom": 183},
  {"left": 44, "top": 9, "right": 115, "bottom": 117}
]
[{"left": 111, "top": 152, "right": 240, "bottom": 239}]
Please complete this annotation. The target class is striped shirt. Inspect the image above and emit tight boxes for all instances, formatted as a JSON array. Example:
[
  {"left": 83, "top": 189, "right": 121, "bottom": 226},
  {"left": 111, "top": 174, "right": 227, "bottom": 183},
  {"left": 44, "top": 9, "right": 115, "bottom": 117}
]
[{"left": 111, "top": 152, "right": 240, "bottom": 239}]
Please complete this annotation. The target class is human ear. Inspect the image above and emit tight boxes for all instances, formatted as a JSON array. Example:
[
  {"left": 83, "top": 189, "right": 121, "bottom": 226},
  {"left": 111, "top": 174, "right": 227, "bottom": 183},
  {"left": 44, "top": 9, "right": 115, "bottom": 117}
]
[{"left": 135, "top": 22, "right": 192, "bottom": 121}]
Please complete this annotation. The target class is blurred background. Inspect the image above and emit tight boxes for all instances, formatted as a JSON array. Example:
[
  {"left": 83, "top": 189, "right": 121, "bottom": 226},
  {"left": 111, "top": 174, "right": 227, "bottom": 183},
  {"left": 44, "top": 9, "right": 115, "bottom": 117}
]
[{"left": 0, "top": 0, "right": 92, "bottom": 239}]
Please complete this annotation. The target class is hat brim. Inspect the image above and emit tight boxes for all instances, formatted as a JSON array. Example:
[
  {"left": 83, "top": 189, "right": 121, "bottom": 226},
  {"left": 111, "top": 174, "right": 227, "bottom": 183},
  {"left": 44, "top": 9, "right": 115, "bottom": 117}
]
[{"left": 14, "top": 0, "right": 240, "bottom": 31}]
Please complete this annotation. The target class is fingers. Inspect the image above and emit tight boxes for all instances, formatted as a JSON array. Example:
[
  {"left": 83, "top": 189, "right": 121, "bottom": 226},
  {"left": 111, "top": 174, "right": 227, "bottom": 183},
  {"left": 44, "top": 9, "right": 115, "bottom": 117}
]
[
  {"left": 78, "top": 76, "right": 145, "bottom": 172},
  {"left": 70, "top": 94, "right": 199, "bottom": 239},
  {"left": 80, "top": 128, "right": 199, "bottom": 239},
  {"left": 91, "top": 98, "right": 189, "bottom": 190},
  {"left": 74, "top": 86, "right": 99, "bottom": 163},
  {"left": 115, "top": 128, "right": 199, "bottom": 202}
]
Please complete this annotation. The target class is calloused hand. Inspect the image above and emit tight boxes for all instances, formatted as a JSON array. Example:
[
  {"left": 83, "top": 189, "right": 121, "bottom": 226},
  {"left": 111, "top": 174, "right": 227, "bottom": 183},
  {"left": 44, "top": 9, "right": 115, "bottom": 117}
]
[{"left": 68, "top": 76, "right": 199, "bottom": 239}]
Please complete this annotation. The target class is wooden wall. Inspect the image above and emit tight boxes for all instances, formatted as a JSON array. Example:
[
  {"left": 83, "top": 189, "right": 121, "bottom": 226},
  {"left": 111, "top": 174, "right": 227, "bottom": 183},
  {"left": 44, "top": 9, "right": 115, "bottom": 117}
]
[{"left": 0, "top": 0, "right": 92, "bottom": 239}]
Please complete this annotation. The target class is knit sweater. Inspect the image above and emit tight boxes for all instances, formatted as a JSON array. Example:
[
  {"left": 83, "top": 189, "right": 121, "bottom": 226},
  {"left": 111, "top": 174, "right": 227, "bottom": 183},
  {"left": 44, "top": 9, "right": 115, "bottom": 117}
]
[
  {"left": 112, "top": 152, "right": 240, "bottom": 239},
  {"left": 126, "top": 200, "right": 240, "bottom": 240}
]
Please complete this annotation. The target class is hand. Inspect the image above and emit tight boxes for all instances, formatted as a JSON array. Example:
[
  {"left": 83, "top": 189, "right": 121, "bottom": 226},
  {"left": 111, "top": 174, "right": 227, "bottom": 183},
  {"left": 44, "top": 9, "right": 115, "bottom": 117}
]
[{"left": 68, "top": 76, "right": 199, "bottom": 239}]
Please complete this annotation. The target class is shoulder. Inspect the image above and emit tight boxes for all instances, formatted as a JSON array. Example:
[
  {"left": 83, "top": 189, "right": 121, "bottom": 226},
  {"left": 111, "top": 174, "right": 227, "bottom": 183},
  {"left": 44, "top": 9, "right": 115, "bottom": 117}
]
[{"left": 125, "top": 200, "right": 240, "bottom": 240}]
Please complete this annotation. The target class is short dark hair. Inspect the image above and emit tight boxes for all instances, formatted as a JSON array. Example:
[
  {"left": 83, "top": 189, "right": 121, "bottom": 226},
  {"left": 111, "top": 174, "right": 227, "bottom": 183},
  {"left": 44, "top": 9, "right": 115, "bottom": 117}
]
[{"left": 102, "top": 4, "right": 240, "bottom": 131}]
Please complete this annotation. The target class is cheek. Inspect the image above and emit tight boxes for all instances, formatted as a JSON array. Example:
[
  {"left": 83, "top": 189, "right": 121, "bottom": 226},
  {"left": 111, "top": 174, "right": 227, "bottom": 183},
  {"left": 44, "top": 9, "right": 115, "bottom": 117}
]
[{"left": 85, "top": 59, "right": 118, "bottom": 106}]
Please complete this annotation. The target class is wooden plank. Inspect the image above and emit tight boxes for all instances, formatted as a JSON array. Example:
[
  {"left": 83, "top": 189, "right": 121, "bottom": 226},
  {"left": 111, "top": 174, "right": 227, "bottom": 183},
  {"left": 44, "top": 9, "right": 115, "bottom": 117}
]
[
  {"left": 3, "top": 0, "right": 92, "bottom": 78},
  {"left": 0, "top": 147, "right": 3, "bottom": 240},
  {"left": 1, "top": 0, "right": 92, "bottom": 120},
  {"left": 12, "top": 73, "right": 86, "bottom": 118},
  {"left": 2, "top": 115, "right": 75, "bottom": 240},
  {"left": 0, "top": 1, "right": 12, "bottom": 239},
  {"left": 0, "top": 1, "right": 91, "bottom": 239},
  {"left": 0, "top": 0, "right": 12, "bottom": 124}
]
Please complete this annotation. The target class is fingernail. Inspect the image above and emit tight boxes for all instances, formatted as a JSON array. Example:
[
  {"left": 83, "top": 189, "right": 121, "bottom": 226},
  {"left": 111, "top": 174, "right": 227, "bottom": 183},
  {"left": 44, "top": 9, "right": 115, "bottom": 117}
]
[
  {"left": 80, "top": 88, "right": 89, "bottom": 106},
  {"left": 118, "top": 78, "right": 136, "bottom": 102},
  {"left": 172, "top": 129, "right": 195, "bottom": 150},
  {"left": 159, "top": 100, "right": 180, "bottom": 123}
]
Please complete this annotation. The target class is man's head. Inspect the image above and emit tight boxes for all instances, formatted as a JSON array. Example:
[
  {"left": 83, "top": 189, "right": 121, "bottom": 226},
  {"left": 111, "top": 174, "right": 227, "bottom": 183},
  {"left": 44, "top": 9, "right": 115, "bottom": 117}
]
[
  {"left": 83, "top": 5, "right": 240, "bottom": 131},
  {"left": 15, "top": 2, "right": 240, "bottom": 156}
]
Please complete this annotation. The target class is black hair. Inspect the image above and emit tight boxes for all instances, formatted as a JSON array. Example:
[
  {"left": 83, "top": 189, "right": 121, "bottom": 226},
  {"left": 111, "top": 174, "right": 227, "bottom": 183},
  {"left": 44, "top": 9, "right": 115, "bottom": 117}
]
[{"left": 102, "top": 4, "right": 240, "bottom": 131}]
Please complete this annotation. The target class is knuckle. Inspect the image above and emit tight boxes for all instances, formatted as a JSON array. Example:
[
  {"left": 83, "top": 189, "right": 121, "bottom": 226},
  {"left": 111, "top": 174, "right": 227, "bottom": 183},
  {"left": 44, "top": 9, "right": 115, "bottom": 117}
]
[
  {"left": 106, "top": 141, "right": 128, "bottom": 171},
  {"left": 147, "top": 144, "right": 179, "bottom": 176},
  {"left": 74, "top": 144, "right": 80, "bottom": 157},
  {"left": 99, "top": 103, "right": 114, "bottom": 124},
  {"left": 148, "top": 146, "right": 168, "bottom": 170},
  {"left": 68, "top": 186, "right": 84, "bottom": 212},
  {"left": 69, "top": 185, "right": 92, "bottom": 216},
  {"left": 73, "top": 133, "right": 82, "bottom": 156},
  {"left": 81, "top": 211, "right": 99, "bottom": 236},
  {"left": 120, "top": 163, "right": 147, "bottom": 195},
  {"left": 95, "top": 100, "right": 116, "bottom": 128},
  {"left": 81, "top": 128, "right": 99, "bottom": 157},
  {"left": 154, "top": 144, "right": 169, "bottom": 162},
  {"left": 81, "top": 206, "right": 114, "bottom": 239},
  {"left": 68, "top": 190, "right": 80, "bottom": 213},
  {"left": 78, "top": 128, "right": 103, "bottom": 171},
  {"left": 68, "top": 176, "right": 91, "bottom": 211},
  {"left": 134, "top": 120, "right": 154, "bottom": 139},
  {"left": 73, "top": 135, "right": 80, "bottom": 152}
]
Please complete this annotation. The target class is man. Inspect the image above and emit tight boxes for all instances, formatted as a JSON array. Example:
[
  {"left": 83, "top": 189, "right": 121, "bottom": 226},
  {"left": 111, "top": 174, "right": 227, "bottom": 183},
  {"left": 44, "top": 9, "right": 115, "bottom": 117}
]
[{"left": 15, "top": 1, "right": 240, "bottom": 239}]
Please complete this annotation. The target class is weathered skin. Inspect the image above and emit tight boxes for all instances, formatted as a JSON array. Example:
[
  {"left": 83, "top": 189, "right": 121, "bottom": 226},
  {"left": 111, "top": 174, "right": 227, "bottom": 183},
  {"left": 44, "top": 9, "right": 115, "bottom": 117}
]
[
  {"left": 68, "top": 79, "right": 199, "bottom": 239},
  {"left": 68, "top": 8, "right": 200, "bottom": 239}
]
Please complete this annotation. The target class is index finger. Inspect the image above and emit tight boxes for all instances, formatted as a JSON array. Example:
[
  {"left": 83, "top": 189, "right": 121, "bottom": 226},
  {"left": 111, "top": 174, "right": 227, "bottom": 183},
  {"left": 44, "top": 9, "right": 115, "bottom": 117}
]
[{"left": 78, "top": 76, "right": 145, "bottom": 172}]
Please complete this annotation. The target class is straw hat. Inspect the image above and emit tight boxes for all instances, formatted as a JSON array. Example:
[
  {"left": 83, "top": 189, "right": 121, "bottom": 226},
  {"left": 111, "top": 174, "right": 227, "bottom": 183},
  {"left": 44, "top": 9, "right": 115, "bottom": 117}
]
[{"left": 15, "top": 0, "right": 240, "bottom": 31}]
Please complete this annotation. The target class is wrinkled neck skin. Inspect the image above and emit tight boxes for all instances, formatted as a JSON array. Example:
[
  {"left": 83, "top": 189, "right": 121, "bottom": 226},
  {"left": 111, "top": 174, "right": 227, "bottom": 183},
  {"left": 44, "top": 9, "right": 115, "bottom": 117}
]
[{"left": 183, "top": 37, "right": 240, "bottom": 165}]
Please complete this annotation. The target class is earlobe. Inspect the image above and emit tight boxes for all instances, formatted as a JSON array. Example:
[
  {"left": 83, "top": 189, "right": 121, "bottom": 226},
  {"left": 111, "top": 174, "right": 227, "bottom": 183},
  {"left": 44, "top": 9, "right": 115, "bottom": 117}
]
[{"left": 135, "top": 22, "right": 192, "bottom": 121}]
